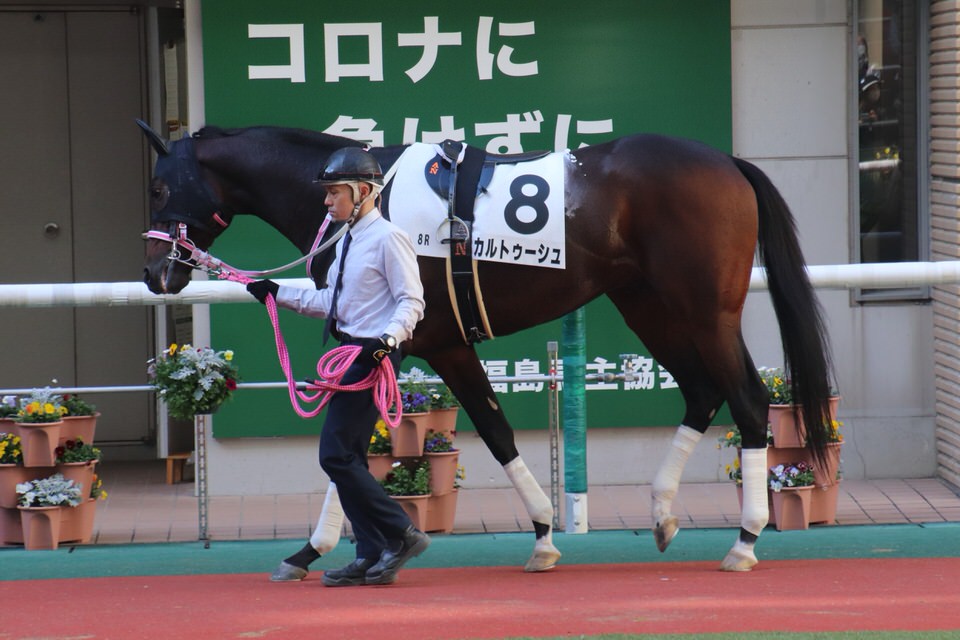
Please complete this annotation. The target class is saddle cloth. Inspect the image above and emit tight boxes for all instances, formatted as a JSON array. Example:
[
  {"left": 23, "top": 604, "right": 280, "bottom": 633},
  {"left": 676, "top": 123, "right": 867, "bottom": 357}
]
[{"left": 384, "top": 143, "right": 567, "bottom": 270}]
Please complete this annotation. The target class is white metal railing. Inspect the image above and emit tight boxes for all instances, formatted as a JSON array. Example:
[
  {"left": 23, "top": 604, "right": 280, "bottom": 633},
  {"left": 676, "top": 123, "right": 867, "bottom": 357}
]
[{"left": 1, "top": 261, "right": 959, "bottom": 310}]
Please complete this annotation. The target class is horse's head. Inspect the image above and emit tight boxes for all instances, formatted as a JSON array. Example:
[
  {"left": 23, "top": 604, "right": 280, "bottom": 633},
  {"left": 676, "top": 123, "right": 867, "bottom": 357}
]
[{"left": 138, "top": 120, "right": 232, "bottom": 294}]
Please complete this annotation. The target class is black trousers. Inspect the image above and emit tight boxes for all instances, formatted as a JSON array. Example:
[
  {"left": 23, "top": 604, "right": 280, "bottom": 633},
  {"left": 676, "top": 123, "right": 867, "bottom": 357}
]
[{"left": 317, "top": 343, "right": 410, "bottom": 560}]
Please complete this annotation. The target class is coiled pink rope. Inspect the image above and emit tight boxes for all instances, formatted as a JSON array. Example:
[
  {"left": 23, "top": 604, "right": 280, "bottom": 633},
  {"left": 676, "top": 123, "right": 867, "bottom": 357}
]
[
  {"left": 262, "top": 293, "right": 402, "bottom": 427},
  {"left": 212, "top": 262, "right": 403, "bottom": 427}
]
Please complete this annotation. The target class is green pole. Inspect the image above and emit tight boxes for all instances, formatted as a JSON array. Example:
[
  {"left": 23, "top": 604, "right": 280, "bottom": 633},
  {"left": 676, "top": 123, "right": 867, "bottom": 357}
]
[{"left": 562, "top": 307, "right": 587, "bottom": 532}]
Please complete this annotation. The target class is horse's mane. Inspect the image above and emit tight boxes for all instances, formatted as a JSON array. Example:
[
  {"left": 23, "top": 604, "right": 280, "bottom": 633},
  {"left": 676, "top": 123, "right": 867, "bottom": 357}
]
[{"left": 193, "top": 125, "right": 365, "bottom": 151}]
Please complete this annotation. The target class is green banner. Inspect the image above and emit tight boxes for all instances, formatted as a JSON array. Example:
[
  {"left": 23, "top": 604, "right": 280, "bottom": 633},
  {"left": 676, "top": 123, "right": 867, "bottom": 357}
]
[{"left": 200, "top": 0, "right": 732, "bottom": 437}]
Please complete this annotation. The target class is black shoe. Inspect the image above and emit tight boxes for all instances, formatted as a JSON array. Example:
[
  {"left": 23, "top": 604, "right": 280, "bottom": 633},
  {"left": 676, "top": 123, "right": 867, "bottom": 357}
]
[
  {"left": 321, "top": 558, "right": 376, "bottom": 587},
  {"left": 365, "top": 526, "right": 430, "bottom": 585}
]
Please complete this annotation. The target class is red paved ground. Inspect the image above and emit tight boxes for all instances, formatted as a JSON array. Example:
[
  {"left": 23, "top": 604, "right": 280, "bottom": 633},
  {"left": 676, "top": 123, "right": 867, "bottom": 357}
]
[{"left": 7, "top": 558, "right": 960, "bottom": 638}]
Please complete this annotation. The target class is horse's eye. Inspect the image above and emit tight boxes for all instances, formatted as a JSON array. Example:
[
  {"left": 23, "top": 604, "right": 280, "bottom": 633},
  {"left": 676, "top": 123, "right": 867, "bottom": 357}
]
[{"left": 149, "top": 185, "right": 170, "bottom": 209}]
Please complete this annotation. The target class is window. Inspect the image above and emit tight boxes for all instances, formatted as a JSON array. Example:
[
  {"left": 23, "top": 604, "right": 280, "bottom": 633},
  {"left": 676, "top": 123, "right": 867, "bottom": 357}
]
[{"left": 856, "top": 0, "right": 927, "bottom": 297}]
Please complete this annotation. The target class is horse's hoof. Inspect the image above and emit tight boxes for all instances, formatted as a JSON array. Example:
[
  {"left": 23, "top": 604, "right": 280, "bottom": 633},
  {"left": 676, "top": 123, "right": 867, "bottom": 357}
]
[
  {"left": 270, "top": 561, "right": 308, "bottom": 582},
  {"left": 524, "top": 544, "right": 561, "bottom": 572},
  {"left": 652, "top": 516, "right": 679, "bottom": 552},
  {"left": 719, "top": 547, "right": 758, "bottom": 572}
]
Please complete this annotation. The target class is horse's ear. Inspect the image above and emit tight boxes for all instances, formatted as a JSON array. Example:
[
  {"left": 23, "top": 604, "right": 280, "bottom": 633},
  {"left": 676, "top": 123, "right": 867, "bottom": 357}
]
[{"left": 135, "top": 119, "right": 170, "bottom": 156}]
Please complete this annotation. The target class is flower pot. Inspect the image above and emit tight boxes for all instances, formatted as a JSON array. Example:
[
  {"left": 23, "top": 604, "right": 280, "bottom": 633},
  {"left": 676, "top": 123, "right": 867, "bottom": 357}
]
[
  {"left": 14, "top": 421, "right": 63, "bottom": 467},
  {"left": 60, "top": 413, "right": 99, "bottom": 446},
  {"left": 1, "top": 505, "right": 24, "bottom": 544},
  {"left": 60, "top": 498, "right": 97, "bottom": 544},
  {"left": 813, "top": 442, "right": 842, "bottom": 489},
  {"left": 428, "top": 407, "right": 459, "bottom": 442},
  {"left": 809, "top": 481, "right": 840, "bottom": 525},
  {"left": 57, "top": 460, "right": 97, "bottom": 499},
  {"left": 426, "top": 489, "right": 458, "bottom": 533},
  {"left": 768, "top": 397, "right": 840, "bottom": 448},
  {"left": 768, "top": 405, "right": 805, "bottom": 448},
  {"left": 425, "top": 450, "right": 459, "bottom": 497},
  {"left": 367, "top": 454, "right": 399, "bottom": 481},
  {"left": 390, "top": 413, "right": 430, "bottom": 457},
  {"left": 391, "top": 494, "right": 430, "bottom": 531},
  {"left": 18, "top": 505, "right": 63, "bottom": 550},
  {"left": 0, "top": 464, "right": 33, "bottom": 509},
  {"left": 770, "top": 485, "right": 814, "bottom": 531}
]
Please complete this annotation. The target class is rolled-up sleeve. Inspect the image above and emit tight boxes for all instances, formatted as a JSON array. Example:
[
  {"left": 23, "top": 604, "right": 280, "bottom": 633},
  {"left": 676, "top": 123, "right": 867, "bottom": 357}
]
[{"left": 276, "top": 285, "right": 332, "bottom": 319}]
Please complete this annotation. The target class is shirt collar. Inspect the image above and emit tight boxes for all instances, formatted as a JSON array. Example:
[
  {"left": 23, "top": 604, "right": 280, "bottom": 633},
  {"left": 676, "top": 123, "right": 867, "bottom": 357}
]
[{"left": 348, "top": 208, "right": 381, "bottom": 236}]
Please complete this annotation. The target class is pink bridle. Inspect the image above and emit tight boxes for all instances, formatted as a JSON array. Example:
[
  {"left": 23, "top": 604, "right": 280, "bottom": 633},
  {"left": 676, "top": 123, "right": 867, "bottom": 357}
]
[{"left": 144, "top": 219, "right": 404, "bottom": 427}]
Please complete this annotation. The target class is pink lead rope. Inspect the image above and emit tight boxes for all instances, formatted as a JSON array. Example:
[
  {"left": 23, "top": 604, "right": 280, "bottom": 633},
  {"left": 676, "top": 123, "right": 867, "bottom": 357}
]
[
  {"left": 149, "top": 219, "right": 404, "bottom": 427},
  {"left": 261, "top": 292, "right": 402, "bottom": 427}
]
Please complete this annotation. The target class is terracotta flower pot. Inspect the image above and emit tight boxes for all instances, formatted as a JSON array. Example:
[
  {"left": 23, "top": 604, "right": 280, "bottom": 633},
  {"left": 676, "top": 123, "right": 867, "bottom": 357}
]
[
  {"left": 57, "top": 460, "right": 98, "bottom": 499},
  {"left": 0, "top": 463, "right": 33, "bottom": 509},
  {"left": 14, "top": 421, "right": 63, "bottom": 467},
  {"left": 428, "top": 407, "right": 459, "bottom": 442},
  {"left": 768, "top": 397, "right": 840, "bottom": 448},
  {"left": 813, "top": 442, "right": 842, "bottom": 488},
  {"left": 390, "top": 413, "right": 430, "bottom": 457},
  {"left": 809, "top": 481, "right": 841, "bottom": 525},
  {"left": 18, "top": 505, "right": 63, "bottom": 550},
  {"left": 60, "top": 413, "right": 99, "bottom": 446},
  {"left": 60, "top": 498, "right": 97, "bottom": 544},
  {"left": 770, "top": 485, "right": 814, "bottom": 531},
  {"left": 1, "top": 503, "right": 24, "bottom": 544},
  {"left": 366, "top": 454, "right": 399, "bottom": 481},
  {"left": 426, "top": 489, "right": 458, "bottom": 533},
  {"left": 391, "top": 494, "right": 430, "bottom": 531},
  {"left": 425, "top": 450, "right": 459, "bottom": 497}
]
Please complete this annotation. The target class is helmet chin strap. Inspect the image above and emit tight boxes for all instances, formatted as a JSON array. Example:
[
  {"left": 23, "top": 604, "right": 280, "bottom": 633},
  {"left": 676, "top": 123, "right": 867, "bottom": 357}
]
[{"left": 346, "top": 182, "right": 382, "bottom": 227}]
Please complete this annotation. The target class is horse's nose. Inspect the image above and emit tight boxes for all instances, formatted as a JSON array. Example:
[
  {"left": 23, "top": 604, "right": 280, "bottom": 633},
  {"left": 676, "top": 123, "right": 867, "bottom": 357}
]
[{"left": 143, "top": 268, "right": 151, "bottom": 285}]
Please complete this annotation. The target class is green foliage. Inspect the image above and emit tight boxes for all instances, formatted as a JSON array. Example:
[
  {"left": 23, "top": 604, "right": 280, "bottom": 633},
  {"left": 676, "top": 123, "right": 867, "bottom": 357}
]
[
  {"left": 16, "top": 472, "right": 83, "bottom": 507},
  {"left": 424, "top": 430, "right": 455, "bottom": 453},
  {"left": 368, "top": 419, "right": 391, "bottom": 454},
  {"left": 379, "top": 459, "right": 430, "bottom": 496},
  {"left": 149, "top": 344, "right": 239, "bottom": 420},
  {"left": 55, "top": 438, "right": 102, "bottom": 464},
  {"left": 62, "top": 394, "right": 97, "bottom": 417}
]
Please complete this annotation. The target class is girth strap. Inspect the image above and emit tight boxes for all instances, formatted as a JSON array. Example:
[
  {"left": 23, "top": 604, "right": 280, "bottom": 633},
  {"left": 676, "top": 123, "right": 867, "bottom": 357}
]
[{"left": 440, "top": 140, "right": 493, "bottom": 345}]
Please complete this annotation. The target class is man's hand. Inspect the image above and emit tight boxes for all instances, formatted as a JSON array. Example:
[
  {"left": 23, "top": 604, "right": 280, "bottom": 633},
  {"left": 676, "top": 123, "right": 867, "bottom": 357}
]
[
  {"left": 357, "top": 336, "right": 392, "bottom": 366},
  {"left": 246, "top": 279, "right": 279, "bottom": 304}
]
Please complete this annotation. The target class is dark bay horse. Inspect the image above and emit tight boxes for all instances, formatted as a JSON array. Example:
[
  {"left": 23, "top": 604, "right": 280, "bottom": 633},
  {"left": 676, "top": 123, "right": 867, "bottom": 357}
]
[{"left": 140, "top": 124, "right": 833, "bottom": 575}]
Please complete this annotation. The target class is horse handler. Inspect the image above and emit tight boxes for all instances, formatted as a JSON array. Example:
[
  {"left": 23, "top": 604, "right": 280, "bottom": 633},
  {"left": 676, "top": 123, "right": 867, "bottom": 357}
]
[{"left": 247, "top": 147, "right": 428, "bottom": 586}]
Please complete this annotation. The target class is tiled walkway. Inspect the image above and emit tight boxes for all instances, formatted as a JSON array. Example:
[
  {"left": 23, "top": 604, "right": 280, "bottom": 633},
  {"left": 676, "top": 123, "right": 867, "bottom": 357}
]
[{"left": 79, "top": 461, "right": 960, "bottom": 546}]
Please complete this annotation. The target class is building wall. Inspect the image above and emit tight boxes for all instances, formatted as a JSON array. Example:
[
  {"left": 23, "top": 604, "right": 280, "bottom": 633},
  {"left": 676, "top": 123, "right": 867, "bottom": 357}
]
[
  {"left": 202, "top": 0, "right": 942, "bottom": 495},
  {"left": 930, "top": 0, "right": 960, "bottom": 488}
]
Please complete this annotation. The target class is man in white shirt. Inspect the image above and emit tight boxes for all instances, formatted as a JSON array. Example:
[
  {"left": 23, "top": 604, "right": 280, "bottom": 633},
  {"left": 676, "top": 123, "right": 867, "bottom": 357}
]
[{"left": 247, "top": 147, "right": 427, "bottom": 586}]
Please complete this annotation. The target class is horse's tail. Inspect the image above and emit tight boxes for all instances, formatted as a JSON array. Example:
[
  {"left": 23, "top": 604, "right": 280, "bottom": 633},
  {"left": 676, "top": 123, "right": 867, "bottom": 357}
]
[{"left": 732, "top": 156, "right": 835, "bottom": 463}]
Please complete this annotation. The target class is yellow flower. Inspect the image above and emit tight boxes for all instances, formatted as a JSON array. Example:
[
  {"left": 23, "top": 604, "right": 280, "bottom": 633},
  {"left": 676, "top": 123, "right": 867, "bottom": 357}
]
[
  {"left": 725, "top": 431, "right": 734, "bottom": 440},
  {"left": 224, "top": 350, "right": 234, "bottom": 361},
  {"left": 181, "top": 343, "right": 192, "bottom": 352},
  {"left": 43, "top": 403, "right": 57, "bottom": 416},
  {"left": 168, "top": 343, "right": 178, "bottom": 356}
]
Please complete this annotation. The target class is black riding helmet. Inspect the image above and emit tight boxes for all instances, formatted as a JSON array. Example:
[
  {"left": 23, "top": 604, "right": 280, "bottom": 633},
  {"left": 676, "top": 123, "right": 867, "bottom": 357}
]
[{"left": 316, "top": 147, "right": 384, "bottom": 186}]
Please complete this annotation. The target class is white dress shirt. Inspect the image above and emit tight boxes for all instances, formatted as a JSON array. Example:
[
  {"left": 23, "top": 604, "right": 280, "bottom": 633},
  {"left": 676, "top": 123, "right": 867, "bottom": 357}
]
[{"left": 275, "top": 209, "right": 425, "bottom": 342}]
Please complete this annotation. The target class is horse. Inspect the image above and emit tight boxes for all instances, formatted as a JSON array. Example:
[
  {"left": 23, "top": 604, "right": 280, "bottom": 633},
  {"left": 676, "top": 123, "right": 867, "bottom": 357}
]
[{"left": 139, "top": 122, "right": 834, "bottom": 576}]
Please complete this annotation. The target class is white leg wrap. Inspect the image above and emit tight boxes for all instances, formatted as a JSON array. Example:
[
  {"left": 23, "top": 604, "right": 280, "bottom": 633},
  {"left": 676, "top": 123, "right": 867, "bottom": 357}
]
[
  {"left": 651, "top": 425, "right": 702, "bottom": 521},
  {"left": 309, "top": 483, "right": 344, "bottom": 554},
  {"left": 505, "top": 457, "right": 562, "bottom": 572},
  {"left": 504, "top": 457, "right": 554, "bottom": 528},
  {"left": 740, "top": 448, "right": 769, "bottom": 536}
]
